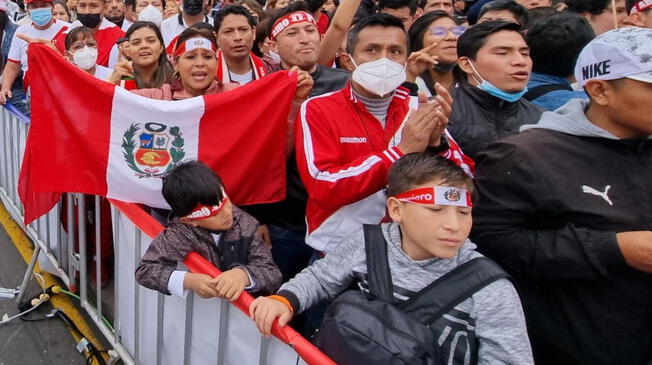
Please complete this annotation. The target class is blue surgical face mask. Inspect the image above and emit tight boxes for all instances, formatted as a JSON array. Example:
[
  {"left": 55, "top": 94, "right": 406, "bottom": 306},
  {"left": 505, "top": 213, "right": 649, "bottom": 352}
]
[
  {"left": 30, "top": 7, "right": 53, "bottom": 27},
  {"left": 467, "top": 60, "right": 527, "bottom": 103}
]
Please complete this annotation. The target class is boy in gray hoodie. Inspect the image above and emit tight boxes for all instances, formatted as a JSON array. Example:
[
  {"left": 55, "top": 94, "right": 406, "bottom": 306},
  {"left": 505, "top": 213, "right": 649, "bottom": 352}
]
[{"left": 250, "top": 152, "right": 533, "bottom": 365}]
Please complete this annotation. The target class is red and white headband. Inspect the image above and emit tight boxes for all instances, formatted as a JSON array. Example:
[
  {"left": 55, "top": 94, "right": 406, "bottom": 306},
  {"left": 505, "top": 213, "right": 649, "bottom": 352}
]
[
  {"left": 631, "top": 0, "right": 652, "bottom": 13},
  {"left": 174, "top": 37, "right": 217, "bottom": 57},
  {"left": 269, "top": 11, "right": 317, "bottom": 40},
  {"left": 394, "top": 186, "right": 472, "bottom": 208},
  {"left": 184, "top": 193, "right": 229, "bottom": 220}
]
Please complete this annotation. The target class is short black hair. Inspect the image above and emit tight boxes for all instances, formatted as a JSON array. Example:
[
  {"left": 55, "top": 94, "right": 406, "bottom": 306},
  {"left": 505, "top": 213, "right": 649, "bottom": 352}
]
[
  {"left": 266, "top": 1, "right": 310, "bottom": 36},
  {"left": 524, "top": 6, "right": 558, "bottom": 28},
  {"left": 527, "top": 12, "right": 594, "bottom": 77},
  {"left": 387, "top": 152, "right": 474, "bottom": 199},
  {"left": 457, "top": 20, "right": 523, "bottom": 60},
  {"left": 214, "top": 5, "right": 256, "bottom": 32},
  {"left": 162, "top": 161, "right": 226, "bottom": 217},
  {"left": 346, "top": 13, "right": 409, "bottom": 54},
  {"left": 305, "top": 0, "right": 328, "bottom": 13},
  {"left": 565, "top": 0, "right": 610, "bottom": 15},
  {"left": 379, "top": 0, "right": 419, "bottom": 15},
  {"left": 478, "top": 0, "right": 528, "bottom": 27}
]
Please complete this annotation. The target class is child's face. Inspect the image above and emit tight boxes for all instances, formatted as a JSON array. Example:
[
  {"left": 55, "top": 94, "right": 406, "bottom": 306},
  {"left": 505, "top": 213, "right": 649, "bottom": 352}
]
[
  {"left": 387, "top": 179, "right": 472, "bottom": 260},
  {"left": 186, "top": 199, "right": 234, "bottom": 231}
]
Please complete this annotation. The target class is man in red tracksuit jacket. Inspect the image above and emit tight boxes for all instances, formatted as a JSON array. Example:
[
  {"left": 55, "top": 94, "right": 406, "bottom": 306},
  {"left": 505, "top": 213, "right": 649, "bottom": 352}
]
[{"left": 295, "top": 14, "right": 473, "bottom": 253}]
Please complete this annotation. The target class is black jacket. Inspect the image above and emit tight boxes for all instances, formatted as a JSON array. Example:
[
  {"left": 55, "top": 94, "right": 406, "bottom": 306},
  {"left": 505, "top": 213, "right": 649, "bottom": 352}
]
[
  {"left": 447, "top": 82, "right": 544, "bottom": 160},
  {"left": 471, "top": 100, "right": 652, "bottom": 365},
  {"left": 245, "top": 65, "right": 349, "bottom": 231}
]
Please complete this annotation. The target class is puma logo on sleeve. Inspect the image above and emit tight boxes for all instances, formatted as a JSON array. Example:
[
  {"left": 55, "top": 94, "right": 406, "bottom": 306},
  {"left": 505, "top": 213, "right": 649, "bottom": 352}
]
[{"left": 581, "top": 185, "right": 613, "bottom": 206}]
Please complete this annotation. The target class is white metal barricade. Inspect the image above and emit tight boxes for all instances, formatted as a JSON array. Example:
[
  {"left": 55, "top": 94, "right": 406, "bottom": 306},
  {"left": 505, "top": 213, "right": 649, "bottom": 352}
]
[{"left": 0, "top": 104, "right": 328, "bottom": 365}]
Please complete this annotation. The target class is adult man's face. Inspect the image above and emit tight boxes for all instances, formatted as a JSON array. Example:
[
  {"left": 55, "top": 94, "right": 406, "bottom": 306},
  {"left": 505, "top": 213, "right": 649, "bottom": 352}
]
[
  {"left": 593, "top": 78, "right": 652, "bottom": 138},
  {"left": 453, "top": 0, "right": 464, "bottom": 12},
  {"left": 515, "top": 0, "right": 550, "bottom": 9},
  {"left": 460, "top": 30, "right": 531, "bottom": 92},
  {"left": 216, "top": 14, "right": 255, "bottom": 60},
  {"left": 77, "top": 0, "right": 105, "bottom": 15},
  {"left": 271, "top": 21, "right": 321, "bottom": 72},
  {"left": 105, "top": 0, "right": 125, "bottom": 22},
  {"left": 381, "top": 7, "right": 417, "bottom": 30},
  {"left": 424, "top": 0, "right": 454, "bottom": 15},
  {"left": 135, "top": 0, "right": 163, "bottom": 13},
  {"left": 630, "top": 9, "right": 652, "bottom": 28},
  {"left": 478, "top": 9, "right": 520, "bottom": 25},
  {"left": 344, "top": 25, "right": 408, "bottom": 70}
]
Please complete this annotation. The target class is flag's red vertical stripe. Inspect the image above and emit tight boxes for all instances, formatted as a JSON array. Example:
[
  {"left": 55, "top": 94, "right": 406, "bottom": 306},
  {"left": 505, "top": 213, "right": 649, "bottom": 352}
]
[
  {"left": 19, "top": 44, "right": 115, "bottom": 223},
  {"left": 197, "top": 72, "right": 297, "bottom": 205}
]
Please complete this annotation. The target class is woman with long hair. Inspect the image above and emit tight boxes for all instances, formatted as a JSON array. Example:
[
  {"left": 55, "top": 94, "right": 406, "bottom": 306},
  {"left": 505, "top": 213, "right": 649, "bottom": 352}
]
[
  {"left": 109, "top": 21, "right": 174, "bottom": 89},
  {"left": 408, "top": 10, "right": 467, "bottom": 96}
]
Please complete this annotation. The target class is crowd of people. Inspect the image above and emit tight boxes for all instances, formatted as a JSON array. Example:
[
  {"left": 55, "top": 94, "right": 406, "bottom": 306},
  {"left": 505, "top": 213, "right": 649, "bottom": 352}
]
[{"left": 0, "top": 0, "right": 651, "bottom": 363}]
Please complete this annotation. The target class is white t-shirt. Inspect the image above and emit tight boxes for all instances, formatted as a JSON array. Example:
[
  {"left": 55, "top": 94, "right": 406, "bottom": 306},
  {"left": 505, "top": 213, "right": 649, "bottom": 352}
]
[
  {"left": 229, "top": 70, "right": 253, "bottom": 85},
  {"left": 94, "top": 65, "right": 113, "bottom": 81},
  {"left": 160, "top": 13, "right": 214, "bottom": 46},
  {"left": 8, "top": 19, "right": 71, "bottom": 72}
]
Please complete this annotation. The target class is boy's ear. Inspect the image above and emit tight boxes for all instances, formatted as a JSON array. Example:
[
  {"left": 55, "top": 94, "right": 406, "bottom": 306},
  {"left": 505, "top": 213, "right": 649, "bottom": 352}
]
[
  {"left": 179, "top": 217, "right": 199, "bottom": 227},
  {"left": 387, "top": 197, "right": 403, "bottom": 223}
]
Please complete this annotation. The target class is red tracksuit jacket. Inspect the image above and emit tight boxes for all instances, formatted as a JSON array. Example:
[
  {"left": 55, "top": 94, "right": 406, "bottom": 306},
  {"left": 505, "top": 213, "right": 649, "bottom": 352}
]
[{"left": 295, "top": 83, "right": 473, "bottom": 252}]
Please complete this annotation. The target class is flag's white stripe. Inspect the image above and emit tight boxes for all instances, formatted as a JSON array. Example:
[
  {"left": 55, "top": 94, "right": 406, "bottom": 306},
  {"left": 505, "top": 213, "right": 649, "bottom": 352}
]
[{"left": 106, "top": 87, "right": 204, "bottom": 208}]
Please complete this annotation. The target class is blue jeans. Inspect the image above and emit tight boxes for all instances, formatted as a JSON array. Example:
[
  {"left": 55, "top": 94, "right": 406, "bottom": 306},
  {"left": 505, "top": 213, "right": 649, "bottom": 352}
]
[{"left": 268, "top": 224, "right": 314, "bottom": 282}]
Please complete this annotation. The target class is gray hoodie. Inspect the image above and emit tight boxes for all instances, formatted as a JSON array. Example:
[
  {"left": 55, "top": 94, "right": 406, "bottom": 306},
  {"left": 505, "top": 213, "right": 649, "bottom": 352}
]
[{"left": 279, "top": 222, "right": 534, "bottom": 365}]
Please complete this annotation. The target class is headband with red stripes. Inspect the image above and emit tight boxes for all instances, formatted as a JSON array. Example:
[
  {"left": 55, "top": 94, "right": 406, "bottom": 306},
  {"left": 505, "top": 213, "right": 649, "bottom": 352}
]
[
  {"left": 631, "top": 0, "right": 652, "bottom": 13},
  {"left": 184, "top": 194, "right": 229, "bottom": 220},
  {"left": 269, "top": 11, "right": 317, "bottom": 40},
  {"left": 394, "top": 186, "right": 472, "bottom": 208},
  {"left": 174, "top": 37, "right": 217, "bottom": 57}
]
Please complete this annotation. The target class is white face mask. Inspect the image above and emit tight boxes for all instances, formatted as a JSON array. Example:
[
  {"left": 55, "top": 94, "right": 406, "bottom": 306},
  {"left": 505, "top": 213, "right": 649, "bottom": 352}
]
[
  {"left": 350, "top": 57, "right": 407, "bottom": 97},
  {"left": 138, "top": 5, "right": 163, "bottom": 27},
  {"left": 72, "top": 46, "right": 98, "bottom": 70},
  {"left": 267, "top": 50, "right": 281, "bottom": 64}
]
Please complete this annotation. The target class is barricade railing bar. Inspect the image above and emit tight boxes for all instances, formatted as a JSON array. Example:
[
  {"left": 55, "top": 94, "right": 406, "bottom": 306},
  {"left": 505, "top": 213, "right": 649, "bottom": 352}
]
[{"left": 0, "top": 104, "right": 336, "bottom": 365}]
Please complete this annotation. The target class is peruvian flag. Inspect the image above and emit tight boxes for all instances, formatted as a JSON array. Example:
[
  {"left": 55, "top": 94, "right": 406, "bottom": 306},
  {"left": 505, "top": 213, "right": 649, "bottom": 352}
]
[{"left": 19, "top": 44, "right": 297, "bottom": 224}]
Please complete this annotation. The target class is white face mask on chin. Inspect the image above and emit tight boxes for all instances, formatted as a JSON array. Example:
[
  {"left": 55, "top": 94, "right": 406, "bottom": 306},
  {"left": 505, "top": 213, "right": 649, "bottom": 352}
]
[
  {"left": 138, "top": 5, "right": 164, "bottom": 27},
  {"left": 350, "top": 56, "right": 407, "bottom": 97},
  {"left": 73, "top": 46, "right": 98, "bottom": 70}
]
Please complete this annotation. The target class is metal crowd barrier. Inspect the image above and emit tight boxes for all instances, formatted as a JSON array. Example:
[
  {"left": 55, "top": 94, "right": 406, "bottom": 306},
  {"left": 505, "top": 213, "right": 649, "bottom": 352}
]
[{"left": 0, "top": 104, "right": 330, "bottom": 365}]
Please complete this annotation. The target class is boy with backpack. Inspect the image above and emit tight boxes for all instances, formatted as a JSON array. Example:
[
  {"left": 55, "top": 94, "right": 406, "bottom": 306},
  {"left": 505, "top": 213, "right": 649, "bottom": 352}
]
[
  {"left": 136, "top": 160, "right": 282, "bottom": 300},
  {"left": 249, "top": 152, "right": 533, "bottom": 364}
]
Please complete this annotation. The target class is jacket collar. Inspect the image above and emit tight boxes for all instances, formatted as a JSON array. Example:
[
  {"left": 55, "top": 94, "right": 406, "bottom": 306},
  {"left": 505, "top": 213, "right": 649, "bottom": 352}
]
[{"left": 457, "top": 81, "right": 520, "bottom": 111}]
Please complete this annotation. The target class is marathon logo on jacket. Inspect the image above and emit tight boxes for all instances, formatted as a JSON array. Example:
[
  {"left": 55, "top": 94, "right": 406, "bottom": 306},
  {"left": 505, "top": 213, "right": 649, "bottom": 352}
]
[
  {"left": 395, "top": 186, "right": 472, "bottom": 208},
  {"left": 340, "top": 137, "right": 368, "bottom": 144},
  {"left": 269, "top": 11, "right": 317, "bottom": 40}
]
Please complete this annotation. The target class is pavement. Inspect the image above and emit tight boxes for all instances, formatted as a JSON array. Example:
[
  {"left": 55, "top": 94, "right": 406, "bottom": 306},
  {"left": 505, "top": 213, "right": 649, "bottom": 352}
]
[{"left": 0, "top": 220, "right": 87, "bottom": 365}]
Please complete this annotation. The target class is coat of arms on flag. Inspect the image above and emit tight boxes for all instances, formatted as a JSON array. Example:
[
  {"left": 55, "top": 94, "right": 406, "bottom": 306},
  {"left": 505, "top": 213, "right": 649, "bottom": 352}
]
[{"left": 122, "top": 122, "right": 185, "bottom": 178}]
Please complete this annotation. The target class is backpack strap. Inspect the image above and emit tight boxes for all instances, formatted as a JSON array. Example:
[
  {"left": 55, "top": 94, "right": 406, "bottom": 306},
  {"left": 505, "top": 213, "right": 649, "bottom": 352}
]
[
  {"left": 400, "top": 257, "right": 510, "bottom": 325},
  {"left": 523, "top": 83, "right": 573, "bottom": 101},
  {"left": 363, "top": 224, "right": 395, "bottom": 304}
]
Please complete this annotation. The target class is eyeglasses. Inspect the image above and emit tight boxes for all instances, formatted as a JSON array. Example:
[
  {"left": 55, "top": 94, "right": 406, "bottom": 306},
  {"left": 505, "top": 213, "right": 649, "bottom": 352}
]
[
  {"left": 429, "top": 25, "right": 467, "bottom": 38},
  {"left": 69, "top": 41, "right": 98, "bottom": 52}
]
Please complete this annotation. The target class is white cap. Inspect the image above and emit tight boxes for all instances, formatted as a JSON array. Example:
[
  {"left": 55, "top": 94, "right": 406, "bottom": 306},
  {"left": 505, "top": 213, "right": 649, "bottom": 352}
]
[
  {"left": 574, "top": 27, "right": 652, "bottom": 87},
  {"left": 0, "top": 0, "right": 6, "bottom": 11}
]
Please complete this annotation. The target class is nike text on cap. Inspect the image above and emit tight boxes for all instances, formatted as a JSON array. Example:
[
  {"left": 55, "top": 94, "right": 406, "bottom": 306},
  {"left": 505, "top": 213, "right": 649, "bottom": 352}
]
[{"left": 574, "top": 27, "right": 652, "bottom": 87}]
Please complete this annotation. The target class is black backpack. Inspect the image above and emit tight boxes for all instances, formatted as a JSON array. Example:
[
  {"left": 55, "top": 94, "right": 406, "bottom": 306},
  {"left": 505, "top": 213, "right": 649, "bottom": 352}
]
[{"left": 316, "top": 224, "right": 510, "bottom": 365}]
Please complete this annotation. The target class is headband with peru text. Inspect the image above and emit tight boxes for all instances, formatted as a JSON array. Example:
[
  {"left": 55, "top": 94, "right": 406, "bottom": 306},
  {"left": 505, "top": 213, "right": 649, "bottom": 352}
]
[
  {"left": 174, "top": 37, "right": 217, "bottom": 57},
  {"left": 269, "top": 11, "right": 317, "bottom": 40},
  {"left": 632, "top": 0, "right": 652, "bottom": 13},
  {"left": 184, "top": 194, "right": 229, "bottom": 220},
  {"left": 394, "top": 186, "right": 472, "bottom": 208}
]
